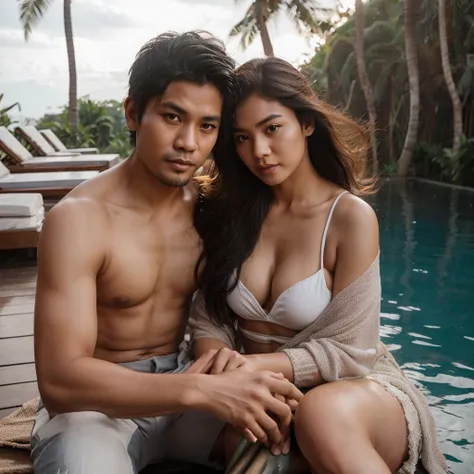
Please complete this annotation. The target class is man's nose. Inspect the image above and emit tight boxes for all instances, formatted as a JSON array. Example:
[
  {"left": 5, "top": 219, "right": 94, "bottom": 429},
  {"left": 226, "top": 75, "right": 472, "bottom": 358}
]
[{"left": 175, "top": 125, "right": 198, "bottom": 152}]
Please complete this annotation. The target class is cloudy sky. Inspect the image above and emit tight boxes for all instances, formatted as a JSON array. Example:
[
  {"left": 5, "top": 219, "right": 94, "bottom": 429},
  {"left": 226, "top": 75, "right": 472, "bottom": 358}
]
[{"left": 0, "top": 0, "right": 345, "bottom": 121}]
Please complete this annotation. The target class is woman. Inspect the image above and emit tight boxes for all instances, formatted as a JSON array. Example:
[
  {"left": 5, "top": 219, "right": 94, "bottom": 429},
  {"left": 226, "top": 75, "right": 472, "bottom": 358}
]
[{"left": 189, "top": 57, "right": 446, "bottom": 474}]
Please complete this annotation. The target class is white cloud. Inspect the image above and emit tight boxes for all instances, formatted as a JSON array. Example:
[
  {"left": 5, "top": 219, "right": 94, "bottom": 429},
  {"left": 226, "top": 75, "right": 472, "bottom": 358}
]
[{"left": 0, "top": 0, "right": 337, "bottom": 120}]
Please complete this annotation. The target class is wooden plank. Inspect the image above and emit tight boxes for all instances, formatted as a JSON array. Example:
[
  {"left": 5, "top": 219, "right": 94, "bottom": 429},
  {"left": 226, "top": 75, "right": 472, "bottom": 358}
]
[
  {"left": 0, "top": 407, "right": 17, "bottom": 418},
  {"left": 0, "top": 266, "right": 36, "bottom": 276},
  {"left": 0, "top": 270, "right": 36, "bottom": 278},
  {"left": 0, "top": 296, "right": 35, "bottom": 307},
  {"left": 0, "top": 364, "right": 36, "bottom": 386},
  {"left": 0, "top": 304, "right": 34, "bottom": 317},
  {"left": 0, "top": 288, "right": 36, "bottom": 298},
  {"left": 0, "top": 381, "right": 38, "bottom": 409},
  {"left": 0, "top": 282, "right": 36, "bottom": 291},
  {"left": 0, "top": 273, "right": 36, "bottom": 282},
  {"left": 0, "top": 187, "right": 70, "bottom": 198},
  {"left": 0, "top": 314, "right": 34, "bottom": 339},
  {"left": 0, "top": 286, "right": 36, "bottom": 298},
  {"left": 0, "top": 276, "right": 36, "bottom": 286},
  {"left": 0, "top": 336, "right": 34, "bottom": 366},
  {"left": 0, "top": 273, "right": 36, "bottom": 283}
]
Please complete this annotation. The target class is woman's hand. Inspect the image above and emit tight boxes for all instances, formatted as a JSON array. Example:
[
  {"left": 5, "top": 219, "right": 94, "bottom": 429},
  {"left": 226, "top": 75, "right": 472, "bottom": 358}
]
[
  {"left": 269, "top": 393, "right": 293, "bottom": 456},
  {"left": 209, "top": 347, "right": 258, "bottom": 375},
  {"left": 208, "top": 348, "right": 297, "bottom": 455}
]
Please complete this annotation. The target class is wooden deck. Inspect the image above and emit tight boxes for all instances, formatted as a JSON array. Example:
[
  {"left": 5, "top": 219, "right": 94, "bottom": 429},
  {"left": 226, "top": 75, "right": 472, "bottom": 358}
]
[
  {"left": 0, "top": 257, "right": 218, "bottom": 473},
  {"left": 0, "top": 262, "right": 38, "bottom": 418}
]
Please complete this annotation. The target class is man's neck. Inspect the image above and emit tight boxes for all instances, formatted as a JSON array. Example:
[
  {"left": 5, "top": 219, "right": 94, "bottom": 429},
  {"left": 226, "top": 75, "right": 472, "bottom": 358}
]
[{"left": 120, "top": 152, "right": 189, "bottom": 210}]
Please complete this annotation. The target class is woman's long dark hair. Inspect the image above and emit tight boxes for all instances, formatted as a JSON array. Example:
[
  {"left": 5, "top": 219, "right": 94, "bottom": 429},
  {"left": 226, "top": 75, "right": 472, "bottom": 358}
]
[{"left": 194, "top": 57, "right": 374, "bottom": 328}]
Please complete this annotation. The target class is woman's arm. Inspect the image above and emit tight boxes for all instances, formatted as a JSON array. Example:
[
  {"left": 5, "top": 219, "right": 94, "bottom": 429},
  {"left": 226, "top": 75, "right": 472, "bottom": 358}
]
[
  {"left": 188, "top": 291, "right": 237, "bottom": 350},
  {"left": 331, "top": 195, "right": 380, "bottom": 297},
  {"left": 193, "top": 337, "right": 230, "bottom": 359},
  {"left": 280, "top": 195, "right": 381, "bottom": 388},
  {"left": 245, "top": 353, "right": 295, "bottom": 382}
]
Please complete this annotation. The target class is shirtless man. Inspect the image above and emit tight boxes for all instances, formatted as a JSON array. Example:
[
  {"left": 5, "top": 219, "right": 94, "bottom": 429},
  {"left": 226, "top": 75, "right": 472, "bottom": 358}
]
[{"left": 31, "top": 31, "right": 302, "bottom": 474}]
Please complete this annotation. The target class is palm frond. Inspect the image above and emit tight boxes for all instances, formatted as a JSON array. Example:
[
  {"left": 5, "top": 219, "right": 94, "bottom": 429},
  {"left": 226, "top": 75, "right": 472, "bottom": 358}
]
[
  {"left": 339, "top": 50, "right": 356, "bottom": 92},
  {"left": 241, "top": 25, "right": 260, "bottom": 50},
  {"left": 0, "top": 102, "right": 21, "bottom": 115},
  {"left": 286, "top": 0, "right": 334, "bottom": 34},
  {"left": 18, "top": 0, "right": 53, "bottom": 40},
  {"left": 229, "top": 4, "right": 260, "bottom": 50},
  {"left": 230, "top": 11, "right": 257, "bottom": 37}
]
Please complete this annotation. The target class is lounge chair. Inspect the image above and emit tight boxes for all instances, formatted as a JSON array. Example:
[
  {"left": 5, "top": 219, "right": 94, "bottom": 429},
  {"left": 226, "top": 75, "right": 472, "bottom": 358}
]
[
  {"left": 0, "top": 193, "right": 44, "bottom": 249},
  {"left": 16, "top": 125, "right": 103, "bottom": 158},
  {"left": 0, "top": 161, "right": 98, "bottom": 198},
  {"left": 15, "top": 125, "right": 80, "bottom": 157},
  {"left": 0, "top": 127, "right": 119, "bottom": 172},
  {"left": 40, "top": 128, "right": 99, "bottom": 154}
]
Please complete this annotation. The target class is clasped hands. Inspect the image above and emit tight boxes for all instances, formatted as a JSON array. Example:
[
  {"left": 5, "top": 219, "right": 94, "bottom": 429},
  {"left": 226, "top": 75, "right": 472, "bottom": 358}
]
[{"left": 187, "top": 347, "right": 300, "bottom": 455}]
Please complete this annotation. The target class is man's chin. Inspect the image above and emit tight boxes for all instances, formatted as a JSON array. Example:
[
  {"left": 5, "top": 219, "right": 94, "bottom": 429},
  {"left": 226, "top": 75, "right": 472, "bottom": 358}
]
[{"left": 155, "top": 172, "right": 190, "bottom": 188}]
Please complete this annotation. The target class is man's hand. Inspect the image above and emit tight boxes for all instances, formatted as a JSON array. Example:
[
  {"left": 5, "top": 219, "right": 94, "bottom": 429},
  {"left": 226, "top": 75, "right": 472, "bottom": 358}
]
[
  {"left": 186, "top": 348, "right": 257, "bottom": 374},
  {"left": 185, "top": 349, "right": 219, "bottom": 374},
  {"left": 186, "top": 350, "right": 301, "bottom": 449},
  {"left": 197, "top": 369, "right": 303, "bottom": 448}
]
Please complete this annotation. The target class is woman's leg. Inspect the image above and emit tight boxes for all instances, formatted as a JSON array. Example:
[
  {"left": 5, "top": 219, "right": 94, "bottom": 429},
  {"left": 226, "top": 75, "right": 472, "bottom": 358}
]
[{"left": 294, "top": 379, "right": 409, "bottom": 474}]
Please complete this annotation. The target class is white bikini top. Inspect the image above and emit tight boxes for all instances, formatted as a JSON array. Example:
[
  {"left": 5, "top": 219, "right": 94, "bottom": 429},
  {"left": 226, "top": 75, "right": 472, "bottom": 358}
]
[{"left": 227, "top": 191, "right": 348, "bottom": 332}]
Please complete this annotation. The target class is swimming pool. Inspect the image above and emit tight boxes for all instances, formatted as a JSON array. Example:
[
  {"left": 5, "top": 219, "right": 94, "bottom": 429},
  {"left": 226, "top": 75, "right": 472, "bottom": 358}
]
[{"left": 369, "top": 179, "right": 474, "bottom": 473}]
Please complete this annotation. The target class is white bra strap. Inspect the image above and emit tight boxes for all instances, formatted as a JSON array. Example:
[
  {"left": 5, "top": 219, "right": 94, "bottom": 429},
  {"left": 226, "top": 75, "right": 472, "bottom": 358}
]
[{"left": 320, "top": 191, "right": 349, "bottom": 269}]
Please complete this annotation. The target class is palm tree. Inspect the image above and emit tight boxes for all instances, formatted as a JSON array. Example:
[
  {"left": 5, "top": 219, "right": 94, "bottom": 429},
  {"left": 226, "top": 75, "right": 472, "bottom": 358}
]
[
  {"left": 19, "top": 0, "right": 78, "bottom": 139},
  {"left": 397, "top": 0, "right": 419, "bottom": 177},
  {"left": 355, "top": 0, "right": 378, "bottom": 174},
  {"left": 438, "top": 0, "right": 463, "bottom": 154},
  {"left": 0, "top": 94, "right": 21, "bottom": 127},
  {"left": 230, "top": 0, "right": 332, "bottom": 57}
]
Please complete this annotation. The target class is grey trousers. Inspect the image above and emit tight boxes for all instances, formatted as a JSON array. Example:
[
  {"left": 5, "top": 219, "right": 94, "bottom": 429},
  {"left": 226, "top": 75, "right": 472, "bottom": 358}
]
[{"left": 30, "top": 352, "right": 224, "bottom": 474}]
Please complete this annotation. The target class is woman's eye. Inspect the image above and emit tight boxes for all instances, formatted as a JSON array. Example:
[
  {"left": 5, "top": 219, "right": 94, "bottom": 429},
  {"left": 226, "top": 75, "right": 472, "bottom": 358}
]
[
  {"left": 235, "top": 135, "right": 248, "bottom": 143},
  {"left": 267, "top": 124, "right": 280, "bottom": 134}
]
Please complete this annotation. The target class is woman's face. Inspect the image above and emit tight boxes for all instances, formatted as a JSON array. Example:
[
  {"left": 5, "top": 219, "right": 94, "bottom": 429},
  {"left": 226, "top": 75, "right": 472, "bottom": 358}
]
[{"left": 233, "top": 94, "right": 313, "bottom": 186}]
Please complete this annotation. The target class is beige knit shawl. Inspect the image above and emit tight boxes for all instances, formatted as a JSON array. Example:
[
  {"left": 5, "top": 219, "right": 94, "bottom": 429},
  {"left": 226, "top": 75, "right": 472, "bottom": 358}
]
[{"left": 189, "top": 256, "right": 448, "bottom": 474}]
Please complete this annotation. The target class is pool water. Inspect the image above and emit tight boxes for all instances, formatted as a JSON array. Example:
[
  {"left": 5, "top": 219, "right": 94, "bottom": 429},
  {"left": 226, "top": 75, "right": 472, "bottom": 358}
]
[{"left": 368, "top": 180, "right": 474, "bottom": 473}]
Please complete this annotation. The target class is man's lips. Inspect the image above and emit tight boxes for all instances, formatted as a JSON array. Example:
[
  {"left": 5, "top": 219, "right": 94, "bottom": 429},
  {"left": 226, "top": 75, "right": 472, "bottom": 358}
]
[
  {"left": 166, "top": 158, "right": 195, "bottom": 171},
  {"left": 167, "top": 158, "right": 195, "bottom": 166}
]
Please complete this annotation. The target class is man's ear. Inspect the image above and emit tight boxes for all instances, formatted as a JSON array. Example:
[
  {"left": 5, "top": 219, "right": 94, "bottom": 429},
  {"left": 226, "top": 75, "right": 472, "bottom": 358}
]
[{"left": 124, "top": 97, "right": 137, "bottom": 132}]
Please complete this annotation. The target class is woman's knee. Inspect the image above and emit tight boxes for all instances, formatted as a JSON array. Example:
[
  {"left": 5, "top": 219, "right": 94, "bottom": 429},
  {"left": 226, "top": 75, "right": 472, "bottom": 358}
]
[
  {"left": 293, "top": 381, "right": 407, "bottom": 473},
  {"left": 294, "top": 385, "right": 355, "bottom": 468},
  {"left": 294, "top": 382, "right": 364, "bottom": 440}
]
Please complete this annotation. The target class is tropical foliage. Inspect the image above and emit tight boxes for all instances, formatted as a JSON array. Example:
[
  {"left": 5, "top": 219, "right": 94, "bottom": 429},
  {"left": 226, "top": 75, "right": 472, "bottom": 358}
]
[
  {"left": 0, "top": 94, "right": 21, "bottom": 128},
  {"left": 35, "top": 97, "right": 132, "bottom": 157},
  {"left": 302, "top": 0, "right": 474, "bottom": 186},
  {"left": 230, "top": 0, "right": 339, "bottom": 56}
]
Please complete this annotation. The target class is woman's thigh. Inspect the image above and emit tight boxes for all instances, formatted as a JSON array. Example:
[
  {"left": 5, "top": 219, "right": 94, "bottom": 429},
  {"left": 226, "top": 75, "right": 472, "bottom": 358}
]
[{"left": 294, "top": 379, "right": 409, "bottom": 472}]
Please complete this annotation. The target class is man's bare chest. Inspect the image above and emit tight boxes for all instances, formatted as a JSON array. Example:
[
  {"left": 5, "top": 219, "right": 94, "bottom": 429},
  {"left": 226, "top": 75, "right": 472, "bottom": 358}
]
[{"left": 96, "top": 221, "right": 201, "bottom": 309}]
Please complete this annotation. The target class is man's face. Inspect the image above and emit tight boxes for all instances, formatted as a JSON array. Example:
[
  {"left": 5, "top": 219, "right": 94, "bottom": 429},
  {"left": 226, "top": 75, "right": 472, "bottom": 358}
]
[{"left": 126, "top": 80, "right": 223, "bottom": 187}]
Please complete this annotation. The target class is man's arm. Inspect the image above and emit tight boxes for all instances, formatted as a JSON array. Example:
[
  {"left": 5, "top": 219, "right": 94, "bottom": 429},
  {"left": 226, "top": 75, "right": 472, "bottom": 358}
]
[
  {"left": 35, "top": 198, "right": 202, "bottom": 418},
  {"left": 35, "top": 198, "right": 302, "bottom": 445}
]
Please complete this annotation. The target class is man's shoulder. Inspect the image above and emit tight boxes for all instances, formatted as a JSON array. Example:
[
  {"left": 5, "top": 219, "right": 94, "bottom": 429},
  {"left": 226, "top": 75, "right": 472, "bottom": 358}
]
[
  {"left": 49, "top": 194, "right": 107, "bottom": 221},
  {"left": 42, "top": 195, "right": 109, "bottom": 245}
]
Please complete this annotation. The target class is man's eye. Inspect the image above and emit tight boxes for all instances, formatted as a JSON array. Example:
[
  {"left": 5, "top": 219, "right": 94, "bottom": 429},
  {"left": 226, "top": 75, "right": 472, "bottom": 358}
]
[
  {"left": 201, "top": 124, "right": 217, "bottom": 131},
  {"left": 164, "top": 114, "right": 179, "bottom": 122}
]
